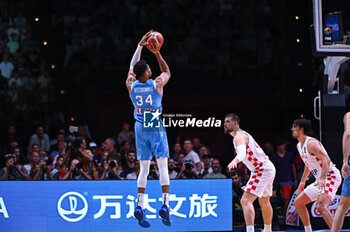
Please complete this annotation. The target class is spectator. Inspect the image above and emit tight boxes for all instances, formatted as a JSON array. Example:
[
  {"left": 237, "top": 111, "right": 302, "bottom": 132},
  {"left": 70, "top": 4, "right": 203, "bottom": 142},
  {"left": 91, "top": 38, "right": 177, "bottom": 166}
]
[
  {"left": 192, "top": 137, "right": 202, "bottom": 153},
  {"left": 1, "top": 125, "right": 18, "bottom": 152},
  {"left": 168, "top": 158, "right": 178, "bottom": 179},
  {"left": 7, "top": 33, "right": 19, "bottom": 54},
  {"left": 29, "top": 126, "right": 50, "bottom": 153},
  {"left": 104, "top": 138, "right": 121, "bottom": 167},
  {"left": 12, "top": 146, "right": 25, "bottom": 165},
  {"left": 0, "top": 55, "right": 14, "bottom": 80},
  {"left": 23, "top": 151, "right": 40, "bottom": 176},
  {"left": 183, "top": 139, "right": 202, "bottom": 173},
  {"left": 8, "top": 71, "right": 22, "bottom": 89},
  {"left": 89, "top": 142, "right": 100, "bottom": 165},
  {"left": 148, "top": 160, "right": 159, "bottom": 180},
  {"left": 270, "top": 178, "right": 285, "bottom": 231},
  {"left": 50, "top": 141, "right": 66, "bottom": 161},
  {"left": 50, "top": 155, "right": 66, "bottom": 180},
  {"left": 201, "top": 154, "right": 213, "bottom": 177},
  {"left": 203, "top": 159, "right": 226, "bottom": 179},
  {"left": 117, "top": 122, "right": 135, "bottom": 146},
  {"left": 126, "top": 160, "right": 140, "bottom": 180},
  {"left": 122, "top": 151, "right": 136, "bottom": 177},
  {"left": 32, "top": 157, "right": 53, "bottom": 180},
  {"left": 175, "top": 153, "right": 185, "bottom": 173},
  {"left": 62, "top": 158, "right": 92, "bottom": 180},
  {"left": 176, "top": 160, "right": 201, "bottom": 179},
  {"left": 99, "top": 159, "right": 124, "bottom": 180},
  {"left": 120, "top": 140, "right": 131, "bottom": 166},
  {"left": 0, "top": 154, "right": 30, "bottom": 180},
  {"left": 7, "top": 22, "right": 19, "bottom": 41},
  {"left": 49, "top": 132, "right": 65, "bottom": 151},
  {"left": 262, "top": 141, "right": 275, "bottom": 157},
  {"left": 171, "top": 142, "right": 182, "bottom": 160},
  {"left": 270, "top": 139, "right": 297, "bottom": 203},
  {"left": 232, "top": 172, "right": 244, "bottom": 225},
  {"left": 233, "top": 162, "right": 250, "bottom": 182},
  {"left": 198, "top": 145, "right": 209, "bottom": 159}
]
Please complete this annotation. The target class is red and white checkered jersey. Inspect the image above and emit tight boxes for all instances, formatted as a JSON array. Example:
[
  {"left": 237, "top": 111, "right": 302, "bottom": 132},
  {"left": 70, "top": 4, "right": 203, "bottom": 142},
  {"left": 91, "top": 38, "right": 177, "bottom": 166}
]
[
  {"left": 297, "top": 136, "right": 339, "bottom": 181},
  {"left": 233, "top": 129, "right": 272, "bottom": 171}
]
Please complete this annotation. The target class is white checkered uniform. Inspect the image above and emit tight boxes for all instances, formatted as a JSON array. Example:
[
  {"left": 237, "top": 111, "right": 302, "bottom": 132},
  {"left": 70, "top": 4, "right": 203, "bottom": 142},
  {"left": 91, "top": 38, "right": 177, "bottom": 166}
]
[
  {"left": 297, "top": 136, "right": 341, "bottom": 201},
  {"left": 233, "top": 130, "right": 276, "bottom": 197}
]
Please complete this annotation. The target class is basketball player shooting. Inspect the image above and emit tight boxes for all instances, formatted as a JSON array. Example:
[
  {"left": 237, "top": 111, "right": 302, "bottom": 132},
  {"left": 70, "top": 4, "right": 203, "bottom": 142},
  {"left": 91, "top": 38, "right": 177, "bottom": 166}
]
[
  {"left": 225, "top": 113, "right": 276, "bottom": 232},
  {"left": 292, "top": 119, "right": 341, "bottom": 231},
  {"left": 126, "top": 30, "right": 171, "bottom": 228}
]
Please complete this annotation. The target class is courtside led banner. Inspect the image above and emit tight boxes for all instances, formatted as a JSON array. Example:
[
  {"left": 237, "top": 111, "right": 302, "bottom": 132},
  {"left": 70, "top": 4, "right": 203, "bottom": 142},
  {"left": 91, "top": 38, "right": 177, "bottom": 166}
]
[{"left": 0, "top": 179, "right": 232, "bottom": 232}]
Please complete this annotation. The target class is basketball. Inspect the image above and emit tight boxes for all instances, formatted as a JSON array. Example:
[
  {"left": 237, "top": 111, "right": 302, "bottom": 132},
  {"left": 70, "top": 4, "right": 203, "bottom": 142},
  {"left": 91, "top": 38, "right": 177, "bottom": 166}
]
[{"left": 147, "top": 31, "right": 164, "bottom": 49}]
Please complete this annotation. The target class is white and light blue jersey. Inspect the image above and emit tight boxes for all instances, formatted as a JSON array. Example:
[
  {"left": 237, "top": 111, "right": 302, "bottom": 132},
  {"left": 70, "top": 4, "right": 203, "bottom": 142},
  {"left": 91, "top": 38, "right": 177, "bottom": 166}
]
[{"left": 129, "top": 79, "right": 162, "bottom": 123}]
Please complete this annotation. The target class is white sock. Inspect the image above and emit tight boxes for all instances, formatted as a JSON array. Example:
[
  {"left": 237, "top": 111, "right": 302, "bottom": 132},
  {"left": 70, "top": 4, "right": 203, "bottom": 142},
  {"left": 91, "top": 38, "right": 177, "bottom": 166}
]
[
  {"left": 246, "top": 225, "right": 254, "bottom": 232},
  {"left": 304, "top": 225, "right": 312, "bottom": 232},
  {"left": 137, "top": 193, "right": 145, "bottom": 209},
  {"left": 264, "top": 224, "right": 271, "bottom": 232},
  {"left": 162, "top": 193, "right": 169, "bottom": 207}
]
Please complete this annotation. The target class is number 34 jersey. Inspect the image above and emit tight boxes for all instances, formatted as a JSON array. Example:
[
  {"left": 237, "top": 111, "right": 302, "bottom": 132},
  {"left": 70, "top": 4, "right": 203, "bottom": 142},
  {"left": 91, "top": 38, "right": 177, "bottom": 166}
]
[{"left": 129, "top": 79, "right": 162, "bottom": 123}]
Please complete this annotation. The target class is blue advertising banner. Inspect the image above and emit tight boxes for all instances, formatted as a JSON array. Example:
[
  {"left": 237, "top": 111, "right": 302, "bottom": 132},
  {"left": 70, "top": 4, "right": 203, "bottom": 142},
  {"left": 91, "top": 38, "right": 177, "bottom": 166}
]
[{"left": 0, "top": 179, "right": 232, "bottom": 232}]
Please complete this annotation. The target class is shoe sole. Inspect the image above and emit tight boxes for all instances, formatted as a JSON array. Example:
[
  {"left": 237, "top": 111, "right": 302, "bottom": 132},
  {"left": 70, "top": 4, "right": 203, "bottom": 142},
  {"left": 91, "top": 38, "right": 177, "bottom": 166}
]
[
  {"left": 159, "top": 209, "right": 171, "bottom": 226},
  {"left": 134, "top": 211, "right": 151, "bottom": 228}
]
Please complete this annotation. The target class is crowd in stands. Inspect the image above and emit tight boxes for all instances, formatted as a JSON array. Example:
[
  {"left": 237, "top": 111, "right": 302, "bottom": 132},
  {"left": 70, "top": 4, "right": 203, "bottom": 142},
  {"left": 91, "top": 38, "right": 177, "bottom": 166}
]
[{"left": 0, "top": 123, "right": 230, "bottom": 181}]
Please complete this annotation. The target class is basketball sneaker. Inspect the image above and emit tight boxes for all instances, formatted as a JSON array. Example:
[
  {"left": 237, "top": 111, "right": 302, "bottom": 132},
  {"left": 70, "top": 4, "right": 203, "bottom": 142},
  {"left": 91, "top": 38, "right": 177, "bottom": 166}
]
[
  {"left": 134, "top": 206, "right": 150, "bottom": 228},
  {"left": 158, "top": 204, "right": 171, "bottom": 226}
]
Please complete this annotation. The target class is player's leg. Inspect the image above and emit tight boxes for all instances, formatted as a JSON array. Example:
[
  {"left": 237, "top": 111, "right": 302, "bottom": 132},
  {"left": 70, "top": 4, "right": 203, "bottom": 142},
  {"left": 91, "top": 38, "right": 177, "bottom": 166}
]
[
  {"left": 294, "top": 189, "right": 314, "bottom": 232},
  {"left": 332, "top": 195, "right": 350, "bottom": 232},
  {"left": 332, "top": 174, "right": 350, "bottom": 232},
  {"left": 156, "top": 157, "right": 171, "bottom": 226},
  {"left": 134, "top": 122, "right": 152, "bottom": 227},
  {"left": 152, "top": 127, "right": 171, "bottom": 226},
  {"left": 315, "top": 194, "right": 333, "bottom": 228},
  {"left": 258, "top": 167, "right": 275, "bottom": 232},
  {"left": 258, "top": 196, "right": 273, "bottom": 232},
  {"left": 240, "top": 191, "right": 258, "bottom": 232}
]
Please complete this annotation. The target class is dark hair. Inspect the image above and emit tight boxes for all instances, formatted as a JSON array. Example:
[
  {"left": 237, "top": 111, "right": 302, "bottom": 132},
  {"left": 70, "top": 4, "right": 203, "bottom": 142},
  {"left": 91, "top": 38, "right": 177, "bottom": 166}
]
[
  {"left": 31, "top": 143, "right": 39, "bottom": 148},
  {"left": 225, "top": 113, "right": 240, "bottom": 124},
  {"left": 183, "top": 138, "right": 192, "bottom": 144},
  {"left": 293, "top": 118, "right": 311, "bottom": 135},
  {"left": 133, "top": 60, "right": 148, "bottom": 79},
  {"left": 127, "top": 150, "right": 136, "bottom": 155}
]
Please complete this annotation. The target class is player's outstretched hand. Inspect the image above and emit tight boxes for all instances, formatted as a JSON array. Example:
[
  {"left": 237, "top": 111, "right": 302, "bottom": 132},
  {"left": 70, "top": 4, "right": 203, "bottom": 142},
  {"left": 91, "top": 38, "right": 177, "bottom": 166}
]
[
  {"left": 139, "top": 30, "right": 153, "bottom": 46},
  {"left": 147, "top": 42, "right": 160, "bottom": 54},
  {"left": 227, "top": 158, "right": 238, "bottom": 172}
]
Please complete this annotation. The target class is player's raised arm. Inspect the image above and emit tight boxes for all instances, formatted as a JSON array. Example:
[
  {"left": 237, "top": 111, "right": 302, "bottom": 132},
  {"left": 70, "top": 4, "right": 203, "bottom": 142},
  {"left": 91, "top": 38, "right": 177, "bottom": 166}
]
[
  {"left": 147, "top": 43, "right": 171, "bottom": 94},
  {"left": 126, "top": 30, "right": 153, "bottom": 94}
]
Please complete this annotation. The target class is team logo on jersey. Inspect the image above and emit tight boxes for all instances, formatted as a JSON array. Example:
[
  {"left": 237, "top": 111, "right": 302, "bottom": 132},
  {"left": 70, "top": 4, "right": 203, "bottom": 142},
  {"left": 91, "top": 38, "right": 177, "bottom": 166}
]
[{"left": 144, "top": 110, "right": 162, "bottom": 128}]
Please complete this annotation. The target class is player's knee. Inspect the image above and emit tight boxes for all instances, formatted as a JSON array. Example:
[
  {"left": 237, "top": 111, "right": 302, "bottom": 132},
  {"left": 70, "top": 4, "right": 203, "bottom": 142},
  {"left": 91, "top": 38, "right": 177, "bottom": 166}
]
[
  {"left": 240, "top": 196, "right": 252, "bottom": 207},
  {"left": 316, "top": 199, "right": 328, "bottom": 213},
  {"left": 316, "top": 202, "right": 327, "bottom": 213},
  {"left": 258, "top": 197, "right": 270, "bottom": 207},
  {"left": 294, "top": 197, "right": 303, "bottom": 208}
]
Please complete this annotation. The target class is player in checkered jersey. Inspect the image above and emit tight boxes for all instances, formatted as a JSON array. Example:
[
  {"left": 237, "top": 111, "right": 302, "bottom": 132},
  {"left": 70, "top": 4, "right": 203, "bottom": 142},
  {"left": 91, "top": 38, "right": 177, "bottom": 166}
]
[
  {"left": 225, "top": 113, "right": 276, "bottom": 232},
  {"left": 332, "top": 113, "right": 350, "bottom": 232},
  {"left": 292, "top": 118, "right": 341, "bottom": 232}
]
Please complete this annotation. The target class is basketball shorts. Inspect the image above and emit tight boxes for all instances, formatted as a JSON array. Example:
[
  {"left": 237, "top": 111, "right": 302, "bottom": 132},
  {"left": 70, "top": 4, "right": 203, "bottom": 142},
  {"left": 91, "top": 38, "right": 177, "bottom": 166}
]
[
  {"left": 134, "top": 121, "right": 169, "bottom": 161},
  {"left": 242, "top": 160, "right": 276, "bottom": 198},
  {"left": 304, "top": 168, "right": 341, "bottom": 201},
  {"left": 342, "top": 174, "right": 350, "bottom": 197}
]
